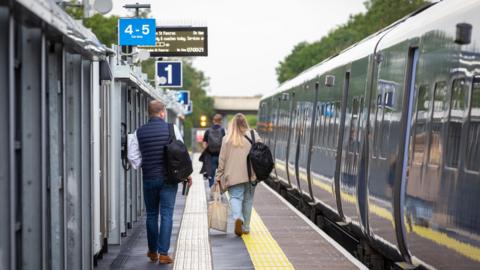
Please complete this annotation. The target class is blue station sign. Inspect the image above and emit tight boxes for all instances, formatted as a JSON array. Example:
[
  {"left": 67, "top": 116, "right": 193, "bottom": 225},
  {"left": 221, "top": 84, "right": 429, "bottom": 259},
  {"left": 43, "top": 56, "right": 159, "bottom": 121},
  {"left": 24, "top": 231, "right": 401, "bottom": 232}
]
[
  {"left": 156, "top": 61, "right": 183, "bottom": 87},
  {"left": 118, "top": 18, "right": 156, "bottom": 46},
  {"left": 177, "top": 90, "right": 190, "bottom": 105}
]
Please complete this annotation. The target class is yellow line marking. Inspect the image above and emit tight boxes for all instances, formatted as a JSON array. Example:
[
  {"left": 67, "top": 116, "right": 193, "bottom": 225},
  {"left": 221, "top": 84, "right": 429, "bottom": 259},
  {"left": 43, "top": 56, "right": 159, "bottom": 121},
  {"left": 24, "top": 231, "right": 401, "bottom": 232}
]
[
  {"left": 241, "top": 209, "right": 295, "bottom": 269},
  {"left": 275, "top": 163, "right": 480, "bottom": 263}
]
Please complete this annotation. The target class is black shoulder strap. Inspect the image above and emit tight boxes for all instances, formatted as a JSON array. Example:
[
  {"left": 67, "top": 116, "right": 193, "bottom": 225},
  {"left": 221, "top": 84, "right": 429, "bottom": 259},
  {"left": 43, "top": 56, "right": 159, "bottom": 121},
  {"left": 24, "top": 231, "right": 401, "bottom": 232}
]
[
  {"left": 244, "top": 130, "right": 256, "bottom": 145},
  {"left": 168, "top": 123, "right": 176, "bottom": 143}
]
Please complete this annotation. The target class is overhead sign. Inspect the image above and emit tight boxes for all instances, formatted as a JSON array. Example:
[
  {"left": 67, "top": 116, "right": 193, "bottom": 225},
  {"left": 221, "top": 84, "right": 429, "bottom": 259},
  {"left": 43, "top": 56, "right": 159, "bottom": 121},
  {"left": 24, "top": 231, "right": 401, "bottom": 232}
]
[
  {"left": 177, "top": 90, "right": 190, "bottom": 105},
  {"left": 118, "top": 18, "right": 156, "bottom": 46},
  {"left": 156, "top": 61, "right": 182, "bottom": 87},
  {"left": 138, "top": 27, "right": 208, "bottom": 57}
]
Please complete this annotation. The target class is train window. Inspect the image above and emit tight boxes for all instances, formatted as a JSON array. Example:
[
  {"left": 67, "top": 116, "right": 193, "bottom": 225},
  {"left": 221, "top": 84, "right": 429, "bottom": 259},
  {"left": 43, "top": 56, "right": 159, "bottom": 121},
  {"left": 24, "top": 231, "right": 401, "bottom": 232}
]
[
  {"left": 412, "top": 85, "right": 430, "bottom": 166},
  {"left": 334, "top": 102, "right": 341, "bottom": 149},
  {"left": 324, "top": 103, "right": 331, "bottom": 148},
  {"left": 373, "top": 93, "right": 383, "bottom": 157},
  {"left": 380, "top": 93, "right": 391, "bottom": 157},
  {"left": 305, "top": 105, "right": 312, "bottom": 142},
  {"left": 428, "top": 81, "right": 447, "bottom": 166},
  {"left": 328, "top": 103, "right": 336, "bottom": 148},
  {"left": 466, "top": 76, "right": 480, "bottom": 171},
  {"left": 348, "top": 98, "right": 359, "bottom": 154},
  {"left": 446, "top": 78, "right": 468, "bottom": 168},
  {"left": 320, "top": 104, "right": 326, "bottom": 146},
  {"left": 314, "top": 103, "right": 322, "bottom": 146}
]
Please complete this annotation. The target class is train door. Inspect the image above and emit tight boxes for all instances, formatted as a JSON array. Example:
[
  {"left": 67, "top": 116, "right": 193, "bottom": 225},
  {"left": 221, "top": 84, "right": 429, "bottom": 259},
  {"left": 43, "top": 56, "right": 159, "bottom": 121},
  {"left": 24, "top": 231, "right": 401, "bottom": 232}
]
[
  {"left": 339, "top": 59, "right": 369, "bottom": 226},
  {"left": 294, "top": 85, "right": 315, "bottom": 199},
  {"left": 333, "top": 72, "right": 350, "bottom": 218},
  {"left": 275, "top": 91, "right": 293, "bottom": 186},
  {"left": 271, "top": 96, "right": 281, "bottom": 179},
  {"left": 286, "top": 90, "right": 298, "bottom": 189},
  {"left": 367, "top": 43, "right": 420, "bottom": 262}
]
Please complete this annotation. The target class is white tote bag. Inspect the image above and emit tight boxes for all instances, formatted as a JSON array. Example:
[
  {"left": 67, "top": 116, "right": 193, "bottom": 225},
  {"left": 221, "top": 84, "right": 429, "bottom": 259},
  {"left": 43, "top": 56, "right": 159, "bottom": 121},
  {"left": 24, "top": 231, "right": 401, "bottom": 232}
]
[
  {"left": 127, "top": 131, "right": 142, "bottom": 169},
  {"left": 208, "top": 183, "right": 229, "bottom": 232}
]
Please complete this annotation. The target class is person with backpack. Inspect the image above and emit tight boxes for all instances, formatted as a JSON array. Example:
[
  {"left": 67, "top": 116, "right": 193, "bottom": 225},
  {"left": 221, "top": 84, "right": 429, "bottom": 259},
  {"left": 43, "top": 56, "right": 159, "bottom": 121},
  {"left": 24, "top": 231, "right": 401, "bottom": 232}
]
[
  {"left": 203, "top": 114, "right": 226, "bottom": 187},
  {"left": 136, "top": 100, "right": 192, "bottom": 264},
  {"left": 215, "top": 113, "right": 262, "bottom": 236}
]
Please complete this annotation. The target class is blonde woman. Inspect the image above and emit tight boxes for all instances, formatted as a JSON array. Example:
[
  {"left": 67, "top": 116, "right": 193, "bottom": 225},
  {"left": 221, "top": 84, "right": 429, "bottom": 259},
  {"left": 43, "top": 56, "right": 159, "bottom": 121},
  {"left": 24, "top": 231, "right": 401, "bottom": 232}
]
[{"left": 215, "top": 113, "right": 261, "bottom": 236}]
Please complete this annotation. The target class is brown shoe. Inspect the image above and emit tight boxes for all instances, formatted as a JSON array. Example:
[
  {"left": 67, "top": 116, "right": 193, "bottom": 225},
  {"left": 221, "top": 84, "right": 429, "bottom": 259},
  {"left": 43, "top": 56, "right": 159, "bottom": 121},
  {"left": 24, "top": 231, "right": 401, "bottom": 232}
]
[
  {"left": 234, "top": 219, "right": 243, "bottom": 237},
  {"left": 147, "top": 251, "right": 158, "bottom": 262},
  {"left": 159, "top": 254, "right": 174, "bottom": 264}
]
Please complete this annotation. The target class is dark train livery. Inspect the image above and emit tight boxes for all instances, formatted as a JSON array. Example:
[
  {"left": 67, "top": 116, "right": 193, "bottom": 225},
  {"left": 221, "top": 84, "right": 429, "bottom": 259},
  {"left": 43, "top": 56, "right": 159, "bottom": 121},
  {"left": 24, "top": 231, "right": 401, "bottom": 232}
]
[{"left": 257, "top": 1, "right": 480, "bottom": 269}]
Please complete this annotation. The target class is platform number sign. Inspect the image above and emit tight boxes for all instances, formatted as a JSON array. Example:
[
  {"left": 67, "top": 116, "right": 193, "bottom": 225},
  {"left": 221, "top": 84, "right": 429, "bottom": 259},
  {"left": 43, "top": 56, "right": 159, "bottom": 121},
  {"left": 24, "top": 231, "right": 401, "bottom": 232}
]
[
  {"left": 156, "top": 61, "right": 183, "bottom": 87},
  {"left": 118, "top": 18, "right": 156, "bottom": 46}
]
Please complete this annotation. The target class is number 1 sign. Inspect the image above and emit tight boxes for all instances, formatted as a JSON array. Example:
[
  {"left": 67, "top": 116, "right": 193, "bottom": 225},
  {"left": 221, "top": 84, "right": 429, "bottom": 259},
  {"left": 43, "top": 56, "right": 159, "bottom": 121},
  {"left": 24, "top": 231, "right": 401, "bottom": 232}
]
[{"left": 156, "top": 61, "right": 183, "bottom": 87}]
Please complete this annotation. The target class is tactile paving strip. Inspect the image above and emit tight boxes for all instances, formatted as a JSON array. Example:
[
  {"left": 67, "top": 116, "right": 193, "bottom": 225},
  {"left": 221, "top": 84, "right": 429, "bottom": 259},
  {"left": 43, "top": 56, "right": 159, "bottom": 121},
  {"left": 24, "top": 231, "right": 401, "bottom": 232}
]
[
  {"left": 241, "top": 209, "right": 294, "bottom": 269},
  {"left": 173, "top": 161, "right": 213, "bottom": 270}
]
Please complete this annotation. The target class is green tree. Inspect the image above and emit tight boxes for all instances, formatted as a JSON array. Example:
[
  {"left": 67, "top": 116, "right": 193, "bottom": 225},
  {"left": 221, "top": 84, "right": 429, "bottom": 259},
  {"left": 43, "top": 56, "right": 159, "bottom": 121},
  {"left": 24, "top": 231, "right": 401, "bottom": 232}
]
[
  {"left": 83, "top": 14, "right": 119, "bottom": 47},
  {"left": 276, "top": 0, "right": 429, "bottom": 83}
]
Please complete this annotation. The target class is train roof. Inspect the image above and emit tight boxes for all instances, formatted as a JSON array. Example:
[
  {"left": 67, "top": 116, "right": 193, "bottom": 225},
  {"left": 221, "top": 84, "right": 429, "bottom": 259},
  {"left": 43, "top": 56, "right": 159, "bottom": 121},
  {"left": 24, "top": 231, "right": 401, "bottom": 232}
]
[{"left": 262, "top": 0, "right": 480, "bottom": 101}]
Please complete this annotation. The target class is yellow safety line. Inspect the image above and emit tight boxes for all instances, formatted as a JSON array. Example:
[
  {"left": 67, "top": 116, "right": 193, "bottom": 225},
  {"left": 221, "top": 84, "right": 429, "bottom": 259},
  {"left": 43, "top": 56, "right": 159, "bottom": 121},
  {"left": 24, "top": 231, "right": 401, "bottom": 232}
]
[
  {"left": 241, "top": 209, "right": 295, "bottom": 269},
  {"left": 275, "top": 162, "right": 480, "bottom": 263}
]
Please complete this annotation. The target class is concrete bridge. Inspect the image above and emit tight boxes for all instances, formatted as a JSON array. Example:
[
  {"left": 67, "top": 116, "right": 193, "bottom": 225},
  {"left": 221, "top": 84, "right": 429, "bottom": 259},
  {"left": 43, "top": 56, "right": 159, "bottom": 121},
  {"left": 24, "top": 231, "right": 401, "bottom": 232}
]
[{"left": 213, "top": 95, "right": 261, "bottom": 115}]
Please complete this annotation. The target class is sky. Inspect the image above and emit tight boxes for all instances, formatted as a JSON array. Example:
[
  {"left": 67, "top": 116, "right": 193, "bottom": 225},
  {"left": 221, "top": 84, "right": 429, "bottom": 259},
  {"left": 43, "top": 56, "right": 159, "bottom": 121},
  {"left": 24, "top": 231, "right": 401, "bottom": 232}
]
[{"left": 106, "top": 0, "right": 366, "bottom": 97}]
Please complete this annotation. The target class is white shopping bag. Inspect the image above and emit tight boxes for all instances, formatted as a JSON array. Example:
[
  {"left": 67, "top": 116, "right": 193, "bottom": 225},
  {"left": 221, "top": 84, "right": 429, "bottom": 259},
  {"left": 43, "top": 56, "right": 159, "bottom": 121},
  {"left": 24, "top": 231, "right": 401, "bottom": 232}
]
[
  {"left": 127, "top": 131, "right": 142, "bottom": 169},
  {"left": 208, "top": 183, "right": 229, "bottom": 232}
]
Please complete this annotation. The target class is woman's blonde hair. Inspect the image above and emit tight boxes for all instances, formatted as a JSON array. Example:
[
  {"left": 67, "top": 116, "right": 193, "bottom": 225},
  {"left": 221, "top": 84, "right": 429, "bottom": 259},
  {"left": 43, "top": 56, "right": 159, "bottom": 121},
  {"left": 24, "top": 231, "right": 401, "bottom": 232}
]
[{"left": 225, "top": 113, "right": 250, "bottom": 147}]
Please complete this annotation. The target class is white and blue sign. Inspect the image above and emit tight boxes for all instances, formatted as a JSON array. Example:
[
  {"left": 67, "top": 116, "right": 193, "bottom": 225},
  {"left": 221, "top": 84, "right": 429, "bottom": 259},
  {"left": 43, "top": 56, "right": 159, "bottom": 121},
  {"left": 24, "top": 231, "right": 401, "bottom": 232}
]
[
  {"left": 118, "top": 18, "right": 156, "bottom": 46},
  {"left": 177, "top": 90, "right": 190, "bottom": 105},
  {"left": 185, "top": 101, "right": 193, "bottom": 115},
  {"left": 156, "top": 61, "right": 182, "bottom": 87}
]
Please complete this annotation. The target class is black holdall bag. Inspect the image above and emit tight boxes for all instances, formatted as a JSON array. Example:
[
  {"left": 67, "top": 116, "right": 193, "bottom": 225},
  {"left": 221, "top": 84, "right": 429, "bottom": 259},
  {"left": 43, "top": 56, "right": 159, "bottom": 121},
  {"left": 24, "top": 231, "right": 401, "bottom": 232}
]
[
  {"left": 165, "top": 124, "right": 193, "bottom": 184},
  {"left": 245, "top": 130, "right": 274, "bottom": 186}
]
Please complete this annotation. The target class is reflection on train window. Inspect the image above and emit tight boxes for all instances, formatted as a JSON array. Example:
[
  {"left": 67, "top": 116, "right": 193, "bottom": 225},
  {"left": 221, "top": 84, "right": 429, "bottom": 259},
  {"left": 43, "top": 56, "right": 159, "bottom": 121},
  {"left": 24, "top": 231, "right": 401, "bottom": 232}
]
[
  {"left": 446, "top": 78, "right": 468, "bottom": 168},
  {"left": 325, "top": 103, "right": 332, "bottom": 148},
  {"left": 314, "top": 103, "right": 322, "bottom": 147},
  {"left": 349, "top": 97, "right": 359, "bottom": 155},
  {"left": 466, "top": 76, "right": 480, "bottom": 171},
  {"left": 333, "top": 102, "right": 341, "bottom": 150},
  {"left": 428, "top": 81, "right": 447, "bottom": 166},
  {"left": 329, "top": 103, "right": 335, "bottom": 148},
  {"left": 292, "top": 107, "right": 299, "bottom": 142},
  {"left": 380, "top": 93, "right": 391, "bottom": 157},
  {"left": 373, "top": 93, "right": 383, "bottom": 157},
  {"left": 413, "top": 85, "right": 430, "bottom": 166}
]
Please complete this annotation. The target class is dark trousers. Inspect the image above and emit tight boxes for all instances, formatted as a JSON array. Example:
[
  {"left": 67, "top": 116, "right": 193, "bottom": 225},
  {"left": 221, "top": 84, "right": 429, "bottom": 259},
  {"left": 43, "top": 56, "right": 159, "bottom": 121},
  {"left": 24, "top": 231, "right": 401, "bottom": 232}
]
[
  {"left": 209, "top": 155, "right": 219, "bottom": 187},
  {"left": 143, "top": 176, "right": 178, "bottom": 254}
]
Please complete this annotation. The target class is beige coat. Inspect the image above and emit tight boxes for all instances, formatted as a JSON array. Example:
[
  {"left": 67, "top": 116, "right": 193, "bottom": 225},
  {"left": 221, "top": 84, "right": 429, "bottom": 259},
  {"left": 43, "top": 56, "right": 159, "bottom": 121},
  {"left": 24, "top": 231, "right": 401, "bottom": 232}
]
[{"left": 215, "top": 129, "right": 261, "bottom": 190}]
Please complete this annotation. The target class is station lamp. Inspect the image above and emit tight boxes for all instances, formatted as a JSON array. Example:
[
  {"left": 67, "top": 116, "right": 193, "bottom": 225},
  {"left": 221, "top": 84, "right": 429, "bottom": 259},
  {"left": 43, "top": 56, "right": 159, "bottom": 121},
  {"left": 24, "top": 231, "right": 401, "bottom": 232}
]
[{"left": 200, "top": 115, "right": 207, "bottom": 127}]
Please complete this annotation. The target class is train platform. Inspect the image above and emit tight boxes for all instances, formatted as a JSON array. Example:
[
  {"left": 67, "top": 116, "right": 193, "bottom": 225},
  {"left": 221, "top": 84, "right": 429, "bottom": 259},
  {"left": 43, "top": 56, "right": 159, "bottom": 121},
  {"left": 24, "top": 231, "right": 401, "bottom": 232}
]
[{"left": 96, "top": 156, "right": 367, "bottom": 270}]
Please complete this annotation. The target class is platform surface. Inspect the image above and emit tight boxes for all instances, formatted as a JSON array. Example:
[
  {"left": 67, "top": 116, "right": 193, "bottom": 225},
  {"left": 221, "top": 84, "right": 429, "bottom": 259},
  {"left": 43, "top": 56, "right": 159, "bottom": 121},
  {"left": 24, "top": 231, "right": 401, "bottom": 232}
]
[{"left": 97, "top": 155, "right": 367, "bottom": 269}]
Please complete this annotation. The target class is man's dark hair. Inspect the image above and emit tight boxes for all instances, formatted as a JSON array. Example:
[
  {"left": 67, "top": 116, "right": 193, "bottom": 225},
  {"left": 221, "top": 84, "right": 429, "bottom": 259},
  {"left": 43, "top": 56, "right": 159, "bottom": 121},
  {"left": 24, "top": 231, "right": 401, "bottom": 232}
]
[
  {"left": 213, "top": 114, "right": 223, "bottom": 124},
  {"left": 148, "top": 100, "right": 166, "bottom": 116}
]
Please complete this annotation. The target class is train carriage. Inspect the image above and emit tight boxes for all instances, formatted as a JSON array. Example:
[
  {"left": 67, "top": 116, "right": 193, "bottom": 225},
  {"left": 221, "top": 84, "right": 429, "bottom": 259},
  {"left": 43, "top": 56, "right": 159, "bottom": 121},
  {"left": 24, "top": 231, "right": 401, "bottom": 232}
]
[{"left": 258, "top": 0, "right": 480, "bottom": 269}]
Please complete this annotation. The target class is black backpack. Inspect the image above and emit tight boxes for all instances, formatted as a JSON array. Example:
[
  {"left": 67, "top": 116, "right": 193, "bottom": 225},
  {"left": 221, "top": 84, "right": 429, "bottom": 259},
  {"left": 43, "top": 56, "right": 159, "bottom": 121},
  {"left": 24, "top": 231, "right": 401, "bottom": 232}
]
[
  {"left": 165, "top": 124, "right": 193, "bottom": 184},
  {"left": 245, "top": 130, "right": 274, "bottom": 186},
  {"left": 207, "top": 127, "right": 224, "bottom": 154}
]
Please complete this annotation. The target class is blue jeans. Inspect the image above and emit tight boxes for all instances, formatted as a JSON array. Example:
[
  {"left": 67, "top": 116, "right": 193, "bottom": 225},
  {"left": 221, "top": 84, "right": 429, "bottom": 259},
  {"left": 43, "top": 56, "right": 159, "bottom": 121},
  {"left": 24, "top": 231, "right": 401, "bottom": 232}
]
[
  {"left": 209, "top": 155, "right": 219, "bottom": 187},
  {"left": 143, "top": 176, "right": 178, "bottom": 254},
  {"left": 228, "top": 182, "right": 256, "bottom": 231}
]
